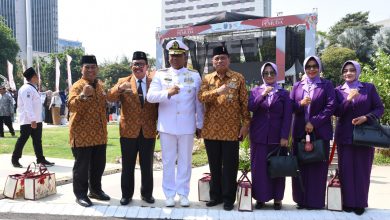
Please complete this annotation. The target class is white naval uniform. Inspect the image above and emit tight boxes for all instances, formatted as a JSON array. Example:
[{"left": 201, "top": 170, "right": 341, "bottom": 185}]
[
  {"left": 17, "top": 83, "right": 42, "bottom": 125},
  {"left": 147, "top": 67, "right": 204, "bottom": 198}
]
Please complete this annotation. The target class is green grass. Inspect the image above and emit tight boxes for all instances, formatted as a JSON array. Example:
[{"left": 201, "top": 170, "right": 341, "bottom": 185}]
[{"left": 0, "top": 124, "right": 161, "bottom": 163}]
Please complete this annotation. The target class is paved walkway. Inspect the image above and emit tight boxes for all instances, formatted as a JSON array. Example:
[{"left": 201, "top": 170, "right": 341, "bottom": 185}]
[{"left": 0, "top": 154, "right": 389, "bottom": 219}]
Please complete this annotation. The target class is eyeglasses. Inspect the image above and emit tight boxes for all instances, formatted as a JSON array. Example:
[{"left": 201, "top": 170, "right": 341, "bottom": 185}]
[
  {"left": 133, "top": 63, "right": 146, "bottom": 68},
  {"left": 342, "top": 68, "right": 356, "bottom": 73},
  {"left": 305, "top": 64, "right": 319, "bottom": 70},
  {"left": 262, "top": 71, "right": 276, "bottom": 77},
  {"left": 83, "top": 65, "right": 97, "bottom": 70}
]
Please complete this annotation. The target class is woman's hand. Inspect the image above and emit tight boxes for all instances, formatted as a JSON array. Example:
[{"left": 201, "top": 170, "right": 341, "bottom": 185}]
[
  {"left": 305, "top": 122, "right": 314, "bottom": 133},
  {"left": 300, "top": 96, "right": 311, "bottom": 106},
  {"left": 352, "top": 116, "right": 368, "bottom": 125},
  {"left": 280, "top": 138, "right": 288, "bottom": 147}
]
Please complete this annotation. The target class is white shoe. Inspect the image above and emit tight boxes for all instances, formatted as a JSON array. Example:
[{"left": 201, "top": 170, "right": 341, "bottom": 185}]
[
  {"left": 165, "top": 197, "right": 175, "bottom": 207},
  {"left": 179, "top": 195, "right": 190, "bottom": 207}
]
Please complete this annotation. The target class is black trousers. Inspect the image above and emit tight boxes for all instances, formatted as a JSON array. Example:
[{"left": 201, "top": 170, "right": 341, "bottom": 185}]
[
  {"left": 0, "top": 116, "right": 15, "bottom": 137},
  {"left": 120, "top": 132, "right": 155, "bottom": 199},
  {"left": 72, "top": 144, "right": 106, "bottom": 198},
  {"left": 12, "top": 123, "right": 44, "bottom": 162},
  {"left": 205, "top": 139, "right": 239, "bottom": 204}
]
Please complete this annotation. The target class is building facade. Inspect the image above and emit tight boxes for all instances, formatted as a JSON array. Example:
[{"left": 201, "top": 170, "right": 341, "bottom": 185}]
[
  {"left": 161, "top": 0, "right": 271, "bottom": 30},
  {"left": 58, "top": 38, "right": 84, "bottom": 53},
  {"left": 0, "top": 0, "right": 58, "bottom": 60}
]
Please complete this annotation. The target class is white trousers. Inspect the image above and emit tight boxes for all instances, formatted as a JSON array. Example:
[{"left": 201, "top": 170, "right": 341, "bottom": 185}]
[{"left": 160, "top": 132, "right": 193, "bottom": 198}]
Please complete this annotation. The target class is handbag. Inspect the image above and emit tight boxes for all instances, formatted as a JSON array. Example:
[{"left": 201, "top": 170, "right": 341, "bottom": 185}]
[
  {"left": 24, "top": 164, "right": 57, "bottom": 200},
  {"left": 3, "top": 163, "right": 36, "bottom": 199},
  {"left": 198, "top": 173, "right": 211, "bottom": 202},
  {"left": 236, "top": 172, "right": 252, "bottom": 212},
  {"left": 353, "top": 114, "right": 390, "bottom": 148},
  {"left": 327, "top": 169, "right": 342, "bottom": 211},
  {"left": 267, "top": 147, "right": 299, "bottom": 178},
  {"left": 297, "top": 133, "right": 326, "bottom": 164}
]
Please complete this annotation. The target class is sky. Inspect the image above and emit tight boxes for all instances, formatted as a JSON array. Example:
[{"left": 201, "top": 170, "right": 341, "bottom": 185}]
[{"left": 58, "top": 0, "right": 389, "bottom": 63}]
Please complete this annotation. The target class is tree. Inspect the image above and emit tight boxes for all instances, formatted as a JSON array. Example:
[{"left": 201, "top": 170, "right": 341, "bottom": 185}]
[
  {"left": 374, "top": 29, "right": 390, "bottom": 54},
  {"left": 0, "top": 16, "right": 20, "bottom": 85},
  {"left": 321, "top": 46, "right": 357, "bottom": 85},
  {"left": 337, "top": 27, "right": 372, "bottom": 63},
  {"left": 327, "top": 12, "right": 381, "bottom": 62},
  {"left": 99, "top": 61, "right": 131, "bottom": 89},
  {"left": 328, "top": 12, "right": 381, "bottom": 46},
  {"left": 39, "top": 48, "right": 84, "bottom": 91}
]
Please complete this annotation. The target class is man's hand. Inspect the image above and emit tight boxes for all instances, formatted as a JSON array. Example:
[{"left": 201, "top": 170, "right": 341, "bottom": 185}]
[
  {"left": 118, "top": 82, "right": 131, "bottom": 92},
  {"left": 238, "top": 126, "right": 249, "bottom": 141},
  {"left": 216, "top": 84, "right": 229, "bottom": 95},
  {"left": 305, "top": 122, "right": 314, "bottom": 133},
  {"left": 82, "top": 85, "right": 94, "bottom": 97},
  {"left": 300, "top": 96, "right": 311, "bottom": 106},
  {"left": 347, "top": 89, "right": 359, "bottom": 102},
  {"left": 196, "top": 129, "right": 202, "bottom": 139},
  {"left": 280, "top": 138, "right": 288, "bottom": 147},
  {"left": 31, "top": 121, "right": 37, "bottom": 129},
  {"left": 167, "top": 85, "right": 180, "bottom": 97},
  {"left": 261, "top": 86, "right": 273, "bottom": 96},
  {"left": 352, "top": 116, "right": 368, "bottom": 125}
]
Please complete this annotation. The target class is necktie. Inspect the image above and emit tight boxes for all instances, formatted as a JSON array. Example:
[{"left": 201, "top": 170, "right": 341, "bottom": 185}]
[{"left": 137, "top": 79, "right": 144, "bottom": 107}]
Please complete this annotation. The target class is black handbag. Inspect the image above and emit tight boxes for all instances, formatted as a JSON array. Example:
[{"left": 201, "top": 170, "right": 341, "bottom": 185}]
[
  {"left": 297, "top": 133, "right": 327, "bottom": 164},
  {"left": 353, "top": 114, "right": 390, "bottom": 148},
  {"left": 267, "top": 147, "right": 299, "bottom": 178}
]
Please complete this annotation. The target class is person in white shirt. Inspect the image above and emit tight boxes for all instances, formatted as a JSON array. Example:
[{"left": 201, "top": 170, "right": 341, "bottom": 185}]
[
  {"left": 0, "top": 84, "right": 15, "bottom": 137},
  {"left": 11, "top": 67, "right": 54, "bottom": 168},
  {"left": 147, "top": 39, "right": 204, "bottom": 207}
]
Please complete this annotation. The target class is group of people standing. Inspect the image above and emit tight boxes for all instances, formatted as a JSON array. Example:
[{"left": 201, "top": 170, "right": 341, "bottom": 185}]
[
  {"left": 249, "top": 55, "right": 384, "bottom": 216},
  {"left": 9, "top": 39, "right": 384, "bottom": 216}
]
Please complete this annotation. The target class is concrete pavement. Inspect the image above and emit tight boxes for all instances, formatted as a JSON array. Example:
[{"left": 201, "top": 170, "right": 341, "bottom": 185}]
[{"left": 0, "top": 154, "right": 389, "bottom": 219}]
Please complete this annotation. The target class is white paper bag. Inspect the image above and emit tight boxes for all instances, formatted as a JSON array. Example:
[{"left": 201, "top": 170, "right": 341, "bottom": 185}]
[
  {"left": 327, "top": 170, "right": 342, "bottom": 211},
  {"left": 237, "top": 181, "right": 252, "bottom": 211},
  {"left": 198, "top": 173, "right": 211, "bottom": 202},
  {"left": 3, "top": 174, "right": 25, "bottom": 199},
  {"left": 24, "top": 166, "right": 56, "bottom": 200}
]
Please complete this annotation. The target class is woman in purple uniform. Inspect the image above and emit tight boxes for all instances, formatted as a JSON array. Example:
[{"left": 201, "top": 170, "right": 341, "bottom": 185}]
[
  {"left": 290, "top": 56, "right": 336, "bottom": 209},
  {"left": 248, "top": 62, "right": 292, "bottom": 210},
  {"left": 334, "top": 60, "right": 384, "bottom": 215}
]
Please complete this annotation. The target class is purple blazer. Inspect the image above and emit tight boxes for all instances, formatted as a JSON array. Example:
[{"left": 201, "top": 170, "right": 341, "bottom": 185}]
[
  {"left": 290, "top": 78, "right": 336, "bottom": 140},
  {"left": 249, "top": 87, "right": 292, "bottom": 144},
  {"left": 334, "top": 82, "right": 384, "bottom": 144}
]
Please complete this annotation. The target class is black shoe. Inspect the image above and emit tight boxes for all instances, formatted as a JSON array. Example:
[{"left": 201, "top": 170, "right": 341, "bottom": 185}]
[
  {"left": 76, "top": 197, "right": 93, "bottom": 207},
  {"left": 11, "top": 132, "right": 15, "bottom": 137},
  {"left": 141, "top": 196, "right": 155, "bottom": 204},
  {"left": 37, "top": 159, "right": 55, "bottom": 167},
  {"left": 12, "top": 160, "right": 23, "bottom": 168},
  {"left": 354, "top": 208, "right": 365, "bottom": 215},
  {"left": 120, "top": 197, "right": 131, "bottom": 205},
  {"left": 343, "top": 206, "right": 353, "bottom": 213},
  {"left": 206, "top": 199, "right": 223, "bottom": 207},
  {"left": 296, "top": 204, "right": 305, "bottom": 209},
  {"left": 223, "top": 203, "right": 234, "bottom": 211},
  {"left": 88, "top": 191, "right": 110, "bottom": 201},
  {"left": 274, "top": 201, "right": 282, "bottom": 210},
  {"left": 255, "top": 202, "right": 265, "bottom": 209}
]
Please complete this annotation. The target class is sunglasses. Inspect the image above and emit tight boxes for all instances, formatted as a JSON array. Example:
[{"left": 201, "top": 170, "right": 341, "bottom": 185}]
[
  {"left": 262, "top": 71, "right": 276, "bottom": 77},
  {"left": 305, "top": 64, "right": 319, "bottom": 70}
]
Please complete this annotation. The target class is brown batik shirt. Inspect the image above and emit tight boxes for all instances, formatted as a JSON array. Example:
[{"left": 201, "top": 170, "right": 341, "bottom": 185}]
[
  {"left": 199, "top": 69, "right": 251, "bottom": 141},
  {"left": 106, "top": 74, "right": 158, "bottom": 139},
  {"left": 68, "top": 78, "right": 107, "bottom": 147}
]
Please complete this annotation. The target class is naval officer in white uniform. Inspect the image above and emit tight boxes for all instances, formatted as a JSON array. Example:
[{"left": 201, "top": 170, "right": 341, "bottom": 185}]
[{"left": 147, "top": 39, "right": 204, "bottom": 207}]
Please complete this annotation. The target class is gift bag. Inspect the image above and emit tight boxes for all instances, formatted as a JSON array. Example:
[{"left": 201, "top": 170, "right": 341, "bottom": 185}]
[
  {"left": 236, "top": 172, "right": 252, "bottom": 212},
  {"left": 3, "top": 163, "right": 36, "bottom": 199},
  {"left": 24, "top": 164, "right": 56, "bottom": 200},
  {"left": 327, "top": 170, "right": 342, "bottom": 211},
  {"left": 198, "top": 173, "right": 211, "bottom": 202}
]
